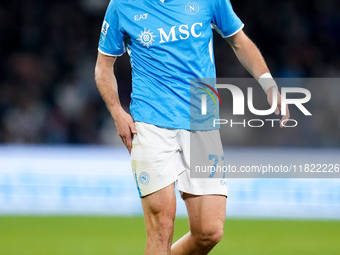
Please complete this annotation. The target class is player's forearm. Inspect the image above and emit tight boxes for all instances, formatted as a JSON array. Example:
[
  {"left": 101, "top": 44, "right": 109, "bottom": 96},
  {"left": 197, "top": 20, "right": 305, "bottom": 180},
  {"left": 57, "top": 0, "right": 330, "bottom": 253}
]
[
  {"left": 227, "top": 31, "right": 269, "bottom": 80},
  {"left": 94, "top": 59, "right": 122, "bottom": 118}
]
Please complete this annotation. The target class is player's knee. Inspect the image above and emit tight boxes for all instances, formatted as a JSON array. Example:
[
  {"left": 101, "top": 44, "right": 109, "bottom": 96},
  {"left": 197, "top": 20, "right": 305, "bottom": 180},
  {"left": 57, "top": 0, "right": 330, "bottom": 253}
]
[
  {"left": 193, "top": 226, "right": 224, "bottom": 249},
  {"left": 147, "top": 216, "right": 174, "bottom": 241},
  {"left": 159, "top": 217, "right": 175, "bottom": 234}
]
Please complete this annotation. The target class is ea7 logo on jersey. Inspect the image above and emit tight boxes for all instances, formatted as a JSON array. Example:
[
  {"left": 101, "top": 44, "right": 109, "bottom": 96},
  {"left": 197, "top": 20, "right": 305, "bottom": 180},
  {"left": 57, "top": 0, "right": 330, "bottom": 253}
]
[{"left": 134, "top": 14, "right": 148, "bottom": 21}]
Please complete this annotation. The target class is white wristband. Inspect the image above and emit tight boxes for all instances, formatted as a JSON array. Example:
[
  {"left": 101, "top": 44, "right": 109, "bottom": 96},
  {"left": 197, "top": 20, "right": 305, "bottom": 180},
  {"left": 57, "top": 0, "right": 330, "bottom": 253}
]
[{"left": 258, "top": 73, "right": 278, "bottom": 93}]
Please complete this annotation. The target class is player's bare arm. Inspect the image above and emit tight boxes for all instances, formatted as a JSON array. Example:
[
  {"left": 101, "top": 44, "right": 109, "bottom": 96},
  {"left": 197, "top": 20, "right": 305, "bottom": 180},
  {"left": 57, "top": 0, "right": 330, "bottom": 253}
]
[
  {"left": 226, "top": 30, "right": 290, "bottom": 127},
  {"left": 95, "top": 52, "right": 137, "bottom": 153}
]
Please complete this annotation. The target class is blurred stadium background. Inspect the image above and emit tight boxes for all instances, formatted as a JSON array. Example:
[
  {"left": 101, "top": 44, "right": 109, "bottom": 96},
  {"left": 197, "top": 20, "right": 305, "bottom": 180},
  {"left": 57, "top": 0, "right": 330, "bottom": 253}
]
[{"left": 0, "top": 0, "right": 340, "bottom": 254}]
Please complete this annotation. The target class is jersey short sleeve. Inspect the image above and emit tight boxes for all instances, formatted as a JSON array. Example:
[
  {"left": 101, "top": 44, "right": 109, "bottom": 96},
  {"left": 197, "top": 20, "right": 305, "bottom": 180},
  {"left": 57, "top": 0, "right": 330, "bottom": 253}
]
[
  {"left": 211, "top": 0, "right": 244, "bottom": 38},
  {"left": 98, "top": 0, "right": 125, "bottom": 56}
]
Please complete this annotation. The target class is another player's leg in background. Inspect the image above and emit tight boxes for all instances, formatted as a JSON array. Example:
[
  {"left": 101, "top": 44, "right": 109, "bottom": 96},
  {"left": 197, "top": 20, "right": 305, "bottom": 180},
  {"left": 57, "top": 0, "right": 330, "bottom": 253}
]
[
  {"left": 171, "top": 194, "right": 226, "bottom": 255},
  {"left": 141, "top": 183, "right": 177, "bottom": 255}
]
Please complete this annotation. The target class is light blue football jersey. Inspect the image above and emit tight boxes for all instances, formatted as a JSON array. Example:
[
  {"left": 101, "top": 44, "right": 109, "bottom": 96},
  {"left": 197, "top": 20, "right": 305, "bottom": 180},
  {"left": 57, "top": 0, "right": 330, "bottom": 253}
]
[{"left": 98, "top": 0, "right": 243, "bottom": 130}]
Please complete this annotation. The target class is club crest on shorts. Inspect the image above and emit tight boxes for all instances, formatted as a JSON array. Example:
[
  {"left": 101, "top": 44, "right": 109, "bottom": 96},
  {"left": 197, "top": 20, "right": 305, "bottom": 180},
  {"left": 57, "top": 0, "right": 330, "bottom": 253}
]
[{"left": 139, "top": 172, "right": 150, "bottom": 185}]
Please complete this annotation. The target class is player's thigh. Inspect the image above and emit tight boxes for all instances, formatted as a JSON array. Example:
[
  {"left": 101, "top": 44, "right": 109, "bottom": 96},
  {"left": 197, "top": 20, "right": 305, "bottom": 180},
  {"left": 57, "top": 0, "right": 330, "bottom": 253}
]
[
  {"left": 141, "top": 183, "right": 177, "bottom": 230},
  {"left": 183, "top": 193, "right": 226, "bottom": 234}
]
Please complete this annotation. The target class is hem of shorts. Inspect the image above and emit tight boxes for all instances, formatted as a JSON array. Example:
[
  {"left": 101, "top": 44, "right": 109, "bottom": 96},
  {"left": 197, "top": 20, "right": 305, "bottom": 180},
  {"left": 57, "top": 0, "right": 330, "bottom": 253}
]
[
  {"left": 176, "top": 183, "right": 228, "bottom": 197},
  {"left": 139, "top": 176, "right": 178, "bottom": 198}
]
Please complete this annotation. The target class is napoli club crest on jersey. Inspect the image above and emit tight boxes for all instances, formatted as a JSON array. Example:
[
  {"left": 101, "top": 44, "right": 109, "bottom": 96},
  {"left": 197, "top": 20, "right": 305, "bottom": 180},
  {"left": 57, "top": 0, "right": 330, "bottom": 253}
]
[{"left": 185, "top": 2, "right": 199, "bottom": 15}]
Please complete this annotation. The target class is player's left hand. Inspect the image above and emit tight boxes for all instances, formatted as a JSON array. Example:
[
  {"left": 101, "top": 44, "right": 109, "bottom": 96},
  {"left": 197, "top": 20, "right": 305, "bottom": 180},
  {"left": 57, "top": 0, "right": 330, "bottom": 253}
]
[{"left": 267, "top": 86, "right": 290, "bottom": 128}]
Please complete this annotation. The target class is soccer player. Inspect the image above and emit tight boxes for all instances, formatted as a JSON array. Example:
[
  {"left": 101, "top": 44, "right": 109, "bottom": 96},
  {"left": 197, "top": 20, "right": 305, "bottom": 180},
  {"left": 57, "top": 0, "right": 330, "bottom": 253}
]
[{"left": 95, "top": 0, "right": 289, "bottom": 254}]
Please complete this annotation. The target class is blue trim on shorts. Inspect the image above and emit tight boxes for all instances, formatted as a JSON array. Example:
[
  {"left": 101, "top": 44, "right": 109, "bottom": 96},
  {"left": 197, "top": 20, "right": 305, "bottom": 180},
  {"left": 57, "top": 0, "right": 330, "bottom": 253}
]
[{"left": 134, "top": 172, "right": 142, "bottom": 198}]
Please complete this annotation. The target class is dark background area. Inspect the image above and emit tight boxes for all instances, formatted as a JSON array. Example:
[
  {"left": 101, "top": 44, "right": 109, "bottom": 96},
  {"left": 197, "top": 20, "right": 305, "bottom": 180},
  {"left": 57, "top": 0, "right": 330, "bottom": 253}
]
[{"left": 0, "top": 0, "right": 339, "bottom": 146}]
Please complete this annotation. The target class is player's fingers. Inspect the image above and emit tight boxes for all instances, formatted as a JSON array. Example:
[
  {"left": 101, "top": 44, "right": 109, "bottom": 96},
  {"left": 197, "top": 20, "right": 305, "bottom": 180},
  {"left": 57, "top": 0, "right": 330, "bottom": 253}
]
[
  {"left": 126, "top": 137, "right": 132, "bottom": 154},
  {"left": 282, "top": 106, "right": 290, "bottom": 127},
  {"left": 120, "top": 135, "right": 127, "bottom": 147},
  {"left": 121, "top": 132, "right": 132, "bottom": 153},
  {"left": 275, "top": 90, "right": 282, "bottom": 116},
  {"left": 279, "top": 113, "right": 290, "bottom": 128},
  {"left": 279, "top": 117, "right": 286, "bottom": 128},
  {"left": 126, "top": 121, "right": 136, "bottom": 154},
  {"left": 129, "top": 121, "right": 137, "bottom": 134},
  {"left": 267, "top": 89, "right": 280, "bottom": 116}
]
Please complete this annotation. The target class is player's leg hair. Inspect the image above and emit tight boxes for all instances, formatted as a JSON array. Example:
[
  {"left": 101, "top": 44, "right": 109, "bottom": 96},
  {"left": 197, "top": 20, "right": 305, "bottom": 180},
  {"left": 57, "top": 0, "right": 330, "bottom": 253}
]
[
  {"left": 141, "top": 183, "right": 177, "bottom": 255},
  {"left": 171, "top": 194, "right": 226, "bottom": 255}
]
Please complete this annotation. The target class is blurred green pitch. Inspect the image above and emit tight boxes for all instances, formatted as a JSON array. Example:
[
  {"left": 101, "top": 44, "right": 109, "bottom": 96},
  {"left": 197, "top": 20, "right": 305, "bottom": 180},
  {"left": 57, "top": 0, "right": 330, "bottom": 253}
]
[{"left": 0, "top": 216, "right": 339, "bottom": 255}]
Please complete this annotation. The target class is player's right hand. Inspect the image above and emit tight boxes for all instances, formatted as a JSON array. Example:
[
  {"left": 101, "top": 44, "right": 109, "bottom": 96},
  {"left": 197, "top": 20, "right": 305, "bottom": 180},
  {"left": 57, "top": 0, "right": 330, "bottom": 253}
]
[
  {"left": 113, "top": 107, "right": 137, "bottom": 154},
  {"left": 267, "top": 86, "right": 290, "bottom": 128}
]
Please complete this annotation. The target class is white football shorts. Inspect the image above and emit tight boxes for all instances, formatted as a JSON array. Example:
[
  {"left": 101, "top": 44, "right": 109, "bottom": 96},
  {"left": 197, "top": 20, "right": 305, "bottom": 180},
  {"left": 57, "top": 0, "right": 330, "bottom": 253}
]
[{"left": 131, "top": 122, "right": 228, "bottom": 198}]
